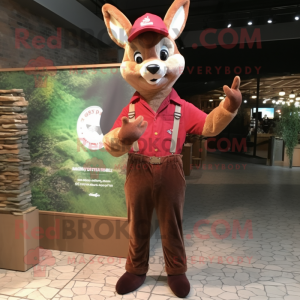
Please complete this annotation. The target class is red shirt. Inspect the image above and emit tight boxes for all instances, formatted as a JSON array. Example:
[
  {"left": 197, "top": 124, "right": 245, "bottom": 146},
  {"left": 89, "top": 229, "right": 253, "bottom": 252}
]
[{"left": 111, "top": 88, "right": 207, "bottom": 156}]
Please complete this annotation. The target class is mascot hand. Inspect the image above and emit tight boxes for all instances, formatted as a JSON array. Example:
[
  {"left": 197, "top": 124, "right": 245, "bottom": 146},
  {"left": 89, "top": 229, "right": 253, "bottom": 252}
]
[
  {"left": 118, "top": 116, "right": 148, "bottom": 145},
  {"left": 223, "top": 76, "right": 242, "bottom": 113}
]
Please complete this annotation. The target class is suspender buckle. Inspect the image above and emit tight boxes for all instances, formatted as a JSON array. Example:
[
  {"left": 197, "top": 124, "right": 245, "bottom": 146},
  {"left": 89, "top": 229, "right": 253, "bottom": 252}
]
[
  {"left": 174, "top": 112, "right": 181, "bottom": 120},
  {"left": 128, "top": 111, "right": 135, "bottom": 119}
]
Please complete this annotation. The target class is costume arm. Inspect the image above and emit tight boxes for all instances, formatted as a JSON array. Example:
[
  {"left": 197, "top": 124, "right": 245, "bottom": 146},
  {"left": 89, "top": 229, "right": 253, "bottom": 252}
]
[
  {"left": 103, "top": 105, "right": 132, "bottom": 157},
  {"left": 202, "top": 100, "right": 238, "bottom": 137},
  {"left": 103, "top": 107, "right": 147, "bottom": 157},
  {"left": 103, "top": 128, "right": 133, "bottom": 157}
]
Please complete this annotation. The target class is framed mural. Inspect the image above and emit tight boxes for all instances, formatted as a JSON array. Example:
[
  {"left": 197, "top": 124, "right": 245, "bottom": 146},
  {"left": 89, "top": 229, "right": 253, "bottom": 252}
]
[{"left": 0, "top": 62, "right": 134, "bottom": 217}]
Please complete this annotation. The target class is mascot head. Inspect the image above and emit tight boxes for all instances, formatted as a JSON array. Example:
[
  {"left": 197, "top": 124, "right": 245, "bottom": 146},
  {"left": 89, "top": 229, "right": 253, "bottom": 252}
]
[{"left": 102, "top": 0, "right": 190, "bottom": 95}]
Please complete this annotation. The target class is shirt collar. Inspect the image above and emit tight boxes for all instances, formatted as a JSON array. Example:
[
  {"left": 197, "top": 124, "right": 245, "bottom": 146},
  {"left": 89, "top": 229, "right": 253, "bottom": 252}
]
[
  {"left": 129, "top": 91, "right": 140, "bottom": 103},
  {"left": 130, "top": 88, "right": 183, "bottom": 105},
  {"left": 169, "top": 88, "right": 183, "bottom": 105}
]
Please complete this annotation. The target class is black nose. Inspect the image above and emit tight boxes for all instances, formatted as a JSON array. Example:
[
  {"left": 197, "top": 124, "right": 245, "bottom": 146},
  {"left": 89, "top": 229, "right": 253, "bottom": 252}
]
[{"left": 147, "top": 64, "right": 160, "bottom": 74}]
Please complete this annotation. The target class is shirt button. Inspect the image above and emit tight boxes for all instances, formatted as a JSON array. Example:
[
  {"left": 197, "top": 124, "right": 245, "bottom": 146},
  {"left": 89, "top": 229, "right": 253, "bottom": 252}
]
[
  {"left": 154, "top": 132, "right": 158, "bottom": 135},
  {"left": 155, "top": 149, "right": 158, "bottom": 152}
]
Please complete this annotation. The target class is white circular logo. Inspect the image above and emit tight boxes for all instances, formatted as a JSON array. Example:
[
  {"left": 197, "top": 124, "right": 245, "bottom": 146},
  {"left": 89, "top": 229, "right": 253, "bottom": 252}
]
[{"left": 77, "top": 106, "right": 104, "bottom": 150}]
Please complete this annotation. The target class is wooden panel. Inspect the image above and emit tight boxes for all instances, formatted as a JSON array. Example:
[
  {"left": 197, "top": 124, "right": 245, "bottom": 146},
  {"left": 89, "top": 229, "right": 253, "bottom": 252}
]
[
  {"left": 39, "top": 210, "right": 158, "bottom": 258},
  {"left": 283, "top": 145, "right": 300, "bottom": 167},
  {"left": 181, "top": 143, "right": 192, "bottom": 176},
  {"left": 192, "top": 138, "right": 201, "bottom": 158},
  {"left": 201, "top": 140, "right": 207, "bottom": 161},
  {"left": 0, "top": 209, "right": 39, "bottom": 271},
  {"left": 0, "top": 64, "right": 121, "bottom": 72}
]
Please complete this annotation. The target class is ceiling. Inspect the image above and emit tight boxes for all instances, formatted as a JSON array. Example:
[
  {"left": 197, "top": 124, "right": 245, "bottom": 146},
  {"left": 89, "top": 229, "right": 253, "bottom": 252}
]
[
  {"left": 74, "top": 0, "right": 300, "bottom": 97},
  {"left": 77, "top": 0, "right": 300, "bottom": 31},
  {"left": 26, "top": 0, "right": 300, "bottom": 98},
  {"left": 199, "top": 74, "right": 300, "bottom": 106}
]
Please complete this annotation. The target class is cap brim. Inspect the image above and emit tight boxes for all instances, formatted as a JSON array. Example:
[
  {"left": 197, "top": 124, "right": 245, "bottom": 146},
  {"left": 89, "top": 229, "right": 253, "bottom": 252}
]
[{"left": 128, "top": 28, "right": 169, "bottom": 43}]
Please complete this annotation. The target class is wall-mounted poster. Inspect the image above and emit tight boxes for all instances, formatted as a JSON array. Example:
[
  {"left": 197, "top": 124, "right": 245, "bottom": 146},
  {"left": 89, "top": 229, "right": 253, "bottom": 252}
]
[{"left": 0, "top": 63, "right": 134, "bottom": 217}]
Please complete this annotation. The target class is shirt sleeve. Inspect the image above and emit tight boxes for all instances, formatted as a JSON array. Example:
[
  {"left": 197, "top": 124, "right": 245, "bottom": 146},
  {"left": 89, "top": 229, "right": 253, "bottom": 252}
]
[
  {"left": 110, "top": 104, "right": 130, "bottom": 131},
  {"left": 184, "top": 101, "right": 208, "bottom": 135}
]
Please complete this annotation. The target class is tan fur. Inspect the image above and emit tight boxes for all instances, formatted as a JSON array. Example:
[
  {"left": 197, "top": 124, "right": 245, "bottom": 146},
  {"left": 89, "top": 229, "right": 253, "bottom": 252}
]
[
  {"left": 121, "top": 32, "right": 184, "bottom": 109},
  {"left": 102, "top": 0, "right": 239, "bottom": 157},
  {"left": 103, "top": 127, "right": 132, "bottom": 157},
  {"left": 102, "top": 4, "right": 132, "bottom": 48},
  {"left": 202, "top": 100, "right": 238, "bottom": 137},
  {"left": 164, "top": 0, "right": 190, "bottom": 38}
]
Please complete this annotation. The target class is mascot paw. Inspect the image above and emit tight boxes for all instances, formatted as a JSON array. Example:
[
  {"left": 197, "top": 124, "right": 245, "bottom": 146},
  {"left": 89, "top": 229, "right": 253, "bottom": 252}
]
[
  {"left": 168, "top": 274, "right": 190, "bottom": 298},
  {"left": 118, "top": 116, "right": 148, "bottom": 145},
  {"left": 223, "top": 76, "right": 242, "bottom": 113},
  {"left": 116, "top": 272, "right": 146, "bottom": 294}
]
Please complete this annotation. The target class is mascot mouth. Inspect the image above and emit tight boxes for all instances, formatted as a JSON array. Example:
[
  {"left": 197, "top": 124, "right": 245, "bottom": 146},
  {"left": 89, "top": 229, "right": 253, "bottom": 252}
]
[
  {"left": 147, "top": 74, "right": 167, "bottom": 85},
  {"left": 146, "top": 77, "right": 163, "bottom": 85},
  {"left": 140, "top": 63, "right": 167, "bottom": 85}
]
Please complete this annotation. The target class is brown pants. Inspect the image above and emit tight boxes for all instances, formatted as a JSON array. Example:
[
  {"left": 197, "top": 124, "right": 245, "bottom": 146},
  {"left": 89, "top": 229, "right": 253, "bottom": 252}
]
[{"left": 125, "top": 153, "right": 187, "bottom": 275}]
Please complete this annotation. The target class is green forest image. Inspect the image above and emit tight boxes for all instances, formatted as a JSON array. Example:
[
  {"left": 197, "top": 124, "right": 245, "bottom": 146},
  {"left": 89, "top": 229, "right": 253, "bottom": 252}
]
[{"left": 0, "top": 66, "right": 135, "bottom": 217}]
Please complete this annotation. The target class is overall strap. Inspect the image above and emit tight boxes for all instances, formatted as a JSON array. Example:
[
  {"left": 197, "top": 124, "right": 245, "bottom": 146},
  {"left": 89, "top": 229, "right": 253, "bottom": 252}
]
[
  {"left": 129, "top": 103, "right": 139, "bottom": 152},
  {"left": 170, "top": 105, "right": 182, "bottom": 154}
]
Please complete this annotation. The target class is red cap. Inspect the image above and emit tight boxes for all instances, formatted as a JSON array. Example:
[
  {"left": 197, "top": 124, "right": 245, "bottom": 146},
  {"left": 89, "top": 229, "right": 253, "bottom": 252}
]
[{"left": 128, "top": 13, "right": 169, "bottom": 42}]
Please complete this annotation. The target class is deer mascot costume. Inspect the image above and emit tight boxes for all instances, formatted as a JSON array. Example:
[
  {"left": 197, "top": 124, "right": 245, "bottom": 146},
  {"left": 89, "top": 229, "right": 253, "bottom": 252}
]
[{"left": 102, "top": 0, "right": 242, "bottom": 297}]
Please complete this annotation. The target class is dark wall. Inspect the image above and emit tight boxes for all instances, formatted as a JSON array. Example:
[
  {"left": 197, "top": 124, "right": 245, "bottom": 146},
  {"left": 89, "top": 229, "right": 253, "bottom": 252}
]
[
  {"left": 0, "top": 0, "right": 116, "bottom": 68},
  {"left": 176, "top": 39, "right": 300, "bottom": 97}
]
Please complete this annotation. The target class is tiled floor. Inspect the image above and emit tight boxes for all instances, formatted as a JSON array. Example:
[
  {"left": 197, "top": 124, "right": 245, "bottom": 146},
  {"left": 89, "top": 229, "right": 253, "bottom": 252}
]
[{"left": 1, "top": 154, "right": 300, "bottom": 300}]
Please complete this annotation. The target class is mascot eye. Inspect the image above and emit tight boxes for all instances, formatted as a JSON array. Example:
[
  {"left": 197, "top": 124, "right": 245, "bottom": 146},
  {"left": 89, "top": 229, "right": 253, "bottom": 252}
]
[
  {"left": 134, "top": 52, "right": 143, "bottom": 64},
  {"left": 160, "top": 48, "right": 169, "bottom": 61}
]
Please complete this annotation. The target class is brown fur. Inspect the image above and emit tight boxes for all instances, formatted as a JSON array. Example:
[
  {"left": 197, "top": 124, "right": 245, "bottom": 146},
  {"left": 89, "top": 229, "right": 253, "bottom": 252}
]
[
  {"left": 102, "top": 0, "right": 241, "bottom": 152},
  {"left": 103, "top": 128, "right": 132, "bottom": 157},
  {"left": 164, "top": 0, "right": 190, "bottom": 36},
  {"left": 102, "top": 4, "right": 132, "bottom": 48},
  {"left": 101, "top": 1, "right": 241, "bottom": 296},
  {"left": 121, "top": 32, "right": 183, "bottom": 111}
]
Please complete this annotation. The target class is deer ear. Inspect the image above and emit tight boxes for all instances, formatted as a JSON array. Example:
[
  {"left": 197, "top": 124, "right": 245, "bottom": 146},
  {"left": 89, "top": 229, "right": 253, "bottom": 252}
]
[
  {"left": 164, "top": 0, "right": 190, "bottom": 40},
  {"left": 102, "top": 4, "right": 132, "bottom": 48}
]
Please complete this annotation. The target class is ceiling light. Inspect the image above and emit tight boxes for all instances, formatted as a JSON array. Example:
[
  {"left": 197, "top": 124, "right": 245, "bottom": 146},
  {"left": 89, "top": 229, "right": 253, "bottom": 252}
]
[
  {"left": 296, "top": 96, "right": 300, "bottom": 101},
  {"left": 219, "top": 96, "right": 225, "bottom": 100},
  {"left": 244, "top": 100, "right": 247, "bottom": 103},
  {"left": 279, "top": 89, "right": 285, "bottom": 96},
  {"left": 227, "top": 23, "right": 232, "bottom": 28},
  {"left": 295, "top": 16, "right": 299, "bottom": 21},
  {"left": 290, "top": 99, "right": 294, "bottom": 102},
  {"left": 272, "top": 100, "right": 276, "bottom": 104},
  {"left": 248, "top": 21, "right": 253, "bottom": 25},
  {"left": 268, "top": 19, "right": 272, "bottom": 23},
  {"left": 251, "top": 91, "right": 257, "bottom": 99},
  {"left": 289, "top": 91, "right": 295, "bottom": 98},
  {"left": 282, "top": 101, "right": 285, "bottom": 104},
  {"left": 209, "top": 99, "right": 213, "bottom": 102},
  {"left": 263, "top": 101, "right": 266, "bottom": 104}
]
